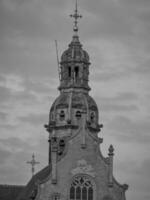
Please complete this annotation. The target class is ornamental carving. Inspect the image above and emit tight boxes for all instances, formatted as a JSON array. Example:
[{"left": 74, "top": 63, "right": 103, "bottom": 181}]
[{"left": 71, "top": 159, "right": 95, "bottom": 177}]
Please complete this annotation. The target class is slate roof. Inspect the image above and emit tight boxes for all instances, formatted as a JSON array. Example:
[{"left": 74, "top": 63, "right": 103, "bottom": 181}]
[
  {"left": 0, "top": 184, "right": 24, "bottom": 200},
  {"left": 17, "top": 165, "right": 51, "bottom": 200}
]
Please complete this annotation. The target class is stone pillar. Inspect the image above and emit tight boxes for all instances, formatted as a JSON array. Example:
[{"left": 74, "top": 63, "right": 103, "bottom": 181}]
[
  {"left": 108, "top": 144, "right": 114, "bottom": 187},
  {"left": 51, "top": 137, "right": 58, "bottom": 184},
  {"left": 81, "top": 112, "right": 87, "bottom": 149}
]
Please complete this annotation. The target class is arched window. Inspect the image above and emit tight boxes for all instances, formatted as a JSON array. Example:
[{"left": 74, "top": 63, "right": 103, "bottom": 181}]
[
  {"left": 59, "top": 110, "right": 65, "bottom": 120},
  {"left": 70, "top": 176, "right": 94, "bottom": 200},
  {"left": 76, "top": 111, "right": 82, "bottom": 119},
  {"left": 57, "top": 139, "right": 65, "bottom": 157},
  {"left": 74, "top": 66, "right": 79, "bottom": 78},
  {"left": 90, "top": 112, "right": 95, "bottom": 123}
]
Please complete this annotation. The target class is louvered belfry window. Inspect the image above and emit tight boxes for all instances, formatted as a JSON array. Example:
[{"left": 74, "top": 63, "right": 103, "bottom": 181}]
[{"left": 70, "top": 176, "right": 94, "bottom": 200}]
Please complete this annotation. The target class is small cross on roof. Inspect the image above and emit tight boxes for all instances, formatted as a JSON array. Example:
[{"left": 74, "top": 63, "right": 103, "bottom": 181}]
[{"left": 70, "top": 0, "right": 82, "bottom": 33}]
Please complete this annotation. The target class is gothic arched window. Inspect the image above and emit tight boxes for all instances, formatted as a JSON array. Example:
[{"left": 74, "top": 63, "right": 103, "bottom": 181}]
[{"left": 70, "top": 176, "right": 94, "bottom": 200}]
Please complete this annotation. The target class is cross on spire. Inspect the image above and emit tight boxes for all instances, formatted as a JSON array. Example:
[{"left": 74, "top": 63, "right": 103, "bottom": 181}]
[
  {"left": 27, "top": 153, "right": 40, "bottom": 177},
  {"left": 70, "top": 0, "right": 82, "bottom": 33}
]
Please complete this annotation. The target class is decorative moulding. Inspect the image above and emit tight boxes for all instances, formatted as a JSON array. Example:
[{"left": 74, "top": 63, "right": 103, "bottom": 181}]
[{"left": 71, "top": 159, "right": 95, "bottom": 177}]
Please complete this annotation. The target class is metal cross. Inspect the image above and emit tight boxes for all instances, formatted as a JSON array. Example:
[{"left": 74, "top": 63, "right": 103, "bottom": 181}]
[
  {"left": 70, "top": 0, "right": 82, "bottom": 32},
  {"left": 27, "top": 153, "right": 40, "bottom": 177}
]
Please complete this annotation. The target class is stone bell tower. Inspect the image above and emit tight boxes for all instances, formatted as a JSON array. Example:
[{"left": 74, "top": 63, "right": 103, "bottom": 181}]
[{"left": 17, "top": 2, "right": 128, "bottom": 200}]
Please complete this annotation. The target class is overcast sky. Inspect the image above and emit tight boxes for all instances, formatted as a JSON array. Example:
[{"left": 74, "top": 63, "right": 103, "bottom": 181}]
[{"left": 0, "top": 0, "right": 150, "bottom": 200}]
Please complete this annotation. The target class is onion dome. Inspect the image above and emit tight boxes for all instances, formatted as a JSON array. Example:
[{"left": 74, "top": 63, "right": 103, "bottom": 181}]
[{"left": 61, "top": 35, "right": 90, "bottom": 64}]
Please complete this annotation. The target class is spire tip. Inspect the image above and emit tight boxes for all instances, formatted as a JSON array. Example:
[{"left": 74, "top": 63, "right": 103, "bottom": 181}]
[{"left": 70, "top": 0, "right": 82, "bottom": 34}]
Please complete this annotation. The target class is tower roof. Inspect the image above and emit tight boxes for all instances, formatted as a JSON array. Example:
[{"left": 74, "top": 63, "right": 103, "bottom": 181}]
[
  {"left": 61, "top": 35, "right": 90, "bottom": 64},
  {"left": 61, "top": 0, "right": 89, "bottom": 64}
]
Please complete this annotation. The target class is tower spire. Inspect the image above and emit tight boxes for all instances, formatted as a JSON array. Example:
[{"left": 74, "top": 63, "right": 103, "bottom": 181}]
[{"left": 70, "top": 0, "right": 82, "bottom": 33}]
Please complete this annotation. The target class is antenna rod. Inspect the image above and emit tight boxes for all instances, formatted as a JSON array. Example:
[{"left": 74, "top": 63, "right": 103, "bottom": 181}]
[{"left": 55, "top": 40, "right": 61, "bottom": 81}]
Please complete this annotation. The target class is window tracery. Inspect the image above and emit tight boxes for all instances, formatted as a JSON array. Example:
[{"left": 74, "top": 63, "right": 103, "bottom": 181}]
[{"left": 70, "top": 176, "right": 94, "bottom": 200}]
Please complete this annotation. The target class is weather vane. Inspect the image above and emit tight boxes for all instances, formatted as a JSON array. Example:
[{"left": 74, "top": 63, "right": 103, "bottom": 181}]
[
  {"left": 27, "top": 153, "right": 40, "bottom": 177},
  {"left": 70, "top": 0, "right": 82, "bottom": 33}
]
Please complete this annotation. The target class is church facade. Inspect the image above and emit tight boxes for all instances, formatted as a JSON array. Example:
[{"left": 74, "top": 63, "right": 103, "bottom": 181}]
[{"left": 0, "top": 3, "right": 128, "bottom": 200}]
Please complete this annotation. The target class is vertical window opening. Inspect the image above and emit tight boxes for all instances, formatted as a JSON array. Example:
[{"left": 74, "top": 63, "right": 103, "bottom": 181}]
[
  {"left": 75, "top": 66, "right": 79, "bottom": 78},
  {"left": 58, "top": 139, "right": 65, "bottom": 157},
  {"left": 76, "top": 187, "right": 81, "bottom": 200},
  {"left": 76, "top": 111, "right": 82, "bottom": 119},
  {"left": 90, "top": 112, "right": 95, "bottom": 123},
  {"left": 59, "top": 110, "right": 65, "bottom": 120},
  {"left": 88, "top": 187, "right": 93, "bottom": 200},
  {"left": 68, "top": 66, "right": 71, "bottom": 77},
  {"left": 82, "top": 187, "right": 87, "bottom": 200}
]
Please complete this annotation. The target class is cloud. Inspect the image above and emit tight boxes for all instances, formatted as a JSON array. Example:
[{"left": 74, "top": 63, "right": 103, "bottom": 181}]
[
  {"left": 107, "top": 115, "right": 150, "bottom": 143},
  {"left": 0, "top": 111, "right": 7, "bottom": 121},
  {"left": 18, "top": 113, "right": 48, "bottom": 125},
  {"left": 0, "top": 148, "right": 11, "bottom": 164},
  {"left": 94, "top": 92, "right": 139, "bottom": 113},
  {"left": 0, "top": 74, "right": 25, "bottom": 92},
  {"left": 0, "top": 1, "right": 149, "bottom": 200},
  {"left": 0, "top": 86, "right": 11, "bottom": 103},
  {"left": 113, "top": 157, "right": 150, "bottom": 200},
  {"left": 102, "top": 104, "right": 138, "bottom": 112},
  {"left": 0, "top": 136, "right": 48, "bottom": 184}
]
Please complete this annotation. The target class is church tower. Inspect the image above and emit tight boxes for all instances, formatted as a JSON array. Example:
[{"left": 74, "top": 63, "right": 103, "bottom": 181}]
[{"left": 18, "top": 2, "right": 128, "bottom": 200}]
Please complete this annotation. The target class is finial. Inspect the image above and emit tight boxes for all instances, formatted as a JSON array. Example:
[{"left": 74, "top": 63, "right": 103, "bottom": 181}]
[
  {"left": 70, "top": 0, "right": 82, "bottom": 33},
  {"left": 108, "top": 144, "right": 114, "bottom": 156}
]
